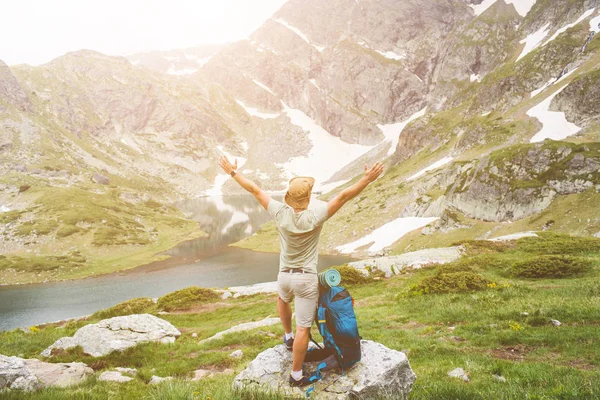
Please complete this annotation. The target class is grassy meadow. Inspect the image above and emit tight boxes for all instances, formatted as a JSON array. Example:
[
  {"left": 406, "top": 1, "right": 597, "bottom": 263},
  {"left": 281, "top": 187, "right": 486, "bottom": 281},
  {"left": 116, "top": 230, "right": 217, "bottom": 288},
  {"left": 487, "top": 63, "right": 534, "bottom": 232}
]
[{"left": 1, "top": 233, "right": 599, "bottom": 399}]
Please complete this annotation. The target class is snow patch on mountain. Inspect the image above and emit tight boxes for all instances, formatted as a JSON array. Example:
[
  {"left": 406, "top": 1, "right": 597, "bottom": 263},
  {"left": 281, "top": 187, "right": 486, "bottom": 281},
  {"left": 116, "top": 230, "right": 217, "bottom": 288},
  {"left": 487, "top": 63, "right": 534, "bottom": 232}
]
[
  {"left": 120, "top": 137, "right": 144, "bottom": 154},
  {"left": 528, "top": 85, "right": 582, "bottom": 143},
  {"left": 309, "top": 79, "right": 322, "bottom": 91},
  {"left": 0, "top": 205, "right": 11, "bottom": 213},
  {"left": 336, "top": 217, "right": 440, "bottom": 254},
  {"left": 252, "top": 79, "right": 276, "bottom": 96},
  {"left": 235, "top": 100, "right": 280, "bottom": 119},
  {"left": 375, "top": 50, "right": 405, "bottom": 61},
  {"left": 278, "top": 103, "right": 374, "bottom": 187},
  {"left": 543, "top": 8, "right": 596, "bottom": 47},
  {"left": 469, "top": 0, "right": 497, "bottom": 16},
  {"left": 377, "top": 108, "right": 428, "bottom": 156},
  {"left": 517, "top": 23, "right": 550, "bottom": 62},
  {"left": 167, "top": 65, "right": 198, "bottom": 75},
  {"left": 590, "top": 13, "right": 600, "bottom": 33},
  {"left": 407, "top": 157, "right": 453, "bottom": 182},
  {"left": 273, "top": 19, "right": 325, "bottom": 52}
]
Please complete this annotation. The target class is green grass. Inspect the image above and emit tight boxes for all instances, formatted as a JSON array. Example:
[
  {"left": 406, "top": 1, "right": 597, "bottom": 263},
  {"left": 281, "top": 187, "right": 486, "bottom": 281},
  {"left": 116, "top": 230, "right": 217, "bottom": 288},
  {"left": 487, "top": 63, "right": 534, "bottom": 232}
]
[
  {"left": 0, "top": 186, "right": 206, "bottom": 285},
  {"left": 157, "top": 287, "right": 220, "bottom": 312},
  {"left": 1, "top": 235, "right": 599, "bottom": 399}
]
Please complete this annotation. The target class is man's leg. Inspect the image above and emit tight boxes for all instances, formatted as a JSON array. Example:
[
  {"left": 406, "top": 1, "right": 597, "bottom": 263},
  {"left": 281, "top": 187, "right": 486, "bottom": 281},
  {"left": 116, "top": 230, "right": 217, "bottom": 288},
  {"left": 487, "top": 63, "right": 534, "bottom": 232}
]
[
  {"left": 292, "top": 326, "right": 310, "bottom": 371},
  {"left": 277, "top": 296, "right": 293, "bottom": 334},
  {"left": 289, "top": 274, "right": 319, "bottom": 381},
  {"left": 277, "top": 273, "right": 295, "bottom": 348}
]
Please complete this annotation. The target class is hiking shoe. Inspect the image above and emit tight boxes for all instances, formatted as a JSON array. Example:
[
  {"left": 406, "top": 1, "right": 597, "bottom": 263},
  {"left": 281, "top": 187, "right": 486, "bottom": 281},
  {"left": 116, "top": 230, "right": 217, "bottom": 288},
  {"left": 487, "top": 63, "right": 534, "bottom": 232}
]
[
  {"left": 289, "top": 373, "right": 313, "bottom": 387},
  {"left": 284, "top": 335, "right": 294, "bottom": 351}
]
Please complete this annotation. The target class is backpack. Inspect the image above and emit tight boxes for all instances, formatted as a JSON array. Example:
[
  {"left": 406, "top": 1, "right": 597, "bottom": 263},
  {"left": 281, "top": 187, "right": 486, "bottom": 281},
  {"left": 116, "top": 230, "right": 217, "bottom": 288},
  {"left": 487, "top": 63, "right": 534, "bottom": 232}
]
[{"left": 315, "top": 285, "right": 362, "bottom": 372}]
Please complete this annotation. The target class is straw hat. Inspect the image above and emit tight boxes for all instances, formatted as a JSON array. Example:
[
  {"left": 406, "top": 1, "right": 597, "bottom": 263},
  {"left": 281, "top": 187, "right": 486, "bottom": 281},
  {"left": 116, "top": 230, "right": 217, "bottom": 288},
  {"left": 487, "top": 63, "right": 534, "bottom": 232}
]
[{"left": 284, "top": 177, "right": 315, "bottom": 209}]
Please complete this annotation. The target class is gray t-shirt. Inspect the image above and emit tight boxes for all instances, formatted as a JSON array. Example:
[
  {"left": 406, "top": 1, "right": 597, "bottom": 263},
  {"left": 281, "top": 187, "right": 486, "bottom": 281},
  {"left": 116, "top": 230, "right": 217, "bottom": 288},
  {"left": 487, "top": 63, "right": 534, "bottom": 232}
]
[{"left": 267, "top": 198, "right": 329, "bottom": 273}]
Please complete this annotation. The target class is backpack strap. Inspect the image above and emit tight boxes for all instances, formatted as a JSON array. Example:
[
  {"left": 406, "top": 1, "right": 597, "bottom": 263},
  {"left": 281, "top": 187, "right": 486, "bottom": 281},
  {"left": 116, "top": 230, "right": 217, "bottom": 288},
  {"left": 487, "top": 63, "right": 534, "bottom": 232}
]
[
  {"left": 317, "top": 303, "right": 345, "bottom": 374},
  {"left": 305, "top": 361, "right": 327, "bottom": 398}
]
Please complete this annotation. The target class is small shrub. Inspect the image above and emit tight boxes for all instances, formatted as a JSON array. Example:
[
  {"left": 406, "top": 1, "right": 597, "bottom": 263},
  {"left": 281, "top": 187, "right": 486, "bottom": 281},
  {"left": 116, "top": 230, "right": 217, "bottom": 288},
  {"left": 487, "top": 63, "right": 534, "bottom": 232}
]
[
  {"left": 436, "top": 263, "right": 475, "bottom": 275},
  {"left": 92, "top": 297, "right": 156, "bottom": 319},
  {"left": 56, "top": 225, "right": 81, "bottom": 238},
  {"left": 454, "top": 240, "right": 513, "bottom": 255},
  {"left": 517, "top": 232, "right": 600, "bottom": 255},
  {"left": 328, "top": 265, "right": 372, "bottom": 285},
  {"left": 511, "top": 256, "right": 592, "bottom": 279},
  {"left": 408, "top": 271, "right": 490, "bottom": 296},
  {"left": 157, "top": 287, "right": 219, "bottom": 312}
]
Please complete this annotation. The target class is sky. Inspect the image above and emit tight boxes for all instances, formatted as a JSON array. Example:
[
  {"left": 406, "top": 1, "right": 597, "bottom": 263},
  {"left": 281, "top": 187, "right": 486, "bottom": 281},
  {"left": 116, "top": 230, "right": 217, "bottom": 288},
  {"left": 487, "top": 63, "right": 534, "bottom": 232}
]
[{"left": 0, "top": 0, "right": 287, "bottom": 66}]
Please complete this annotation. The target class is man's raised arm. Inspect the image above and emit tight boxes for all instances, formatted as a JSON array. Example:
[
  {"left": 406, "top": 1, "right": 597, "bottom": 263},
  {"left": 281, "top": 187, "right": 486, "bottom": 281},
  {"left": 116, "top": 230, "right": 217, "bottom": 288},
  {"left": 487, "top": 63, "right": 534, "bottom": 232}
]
[
  {"left": 327, "top": 162, "right": 384, "bottom": 218},
  {"left": 218, "top": 155, "right": 271, "bottom": 210}
]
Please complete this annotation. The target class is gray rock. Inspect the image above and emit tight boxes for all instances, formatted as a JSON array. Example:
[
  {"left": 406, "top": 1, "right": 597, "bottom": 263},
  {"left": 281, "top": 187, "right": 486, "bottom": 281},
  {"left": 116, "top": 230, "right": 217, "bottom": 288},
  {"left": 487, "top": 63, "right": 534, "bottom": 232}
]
[
  {"left": 229, "top": 350, "right": 243, "bottom": 359},
  {"left": 233, "top": 340, "right": 416, "bottom": 399},
  {"left": 114, "top": 367, "right": 137, "bottom": 376},
  {"left": 448, "top": 367, "right": 469, "bottom": 382},
  {"left": 149, "top": 375, "right": 173, "bottom": 385},
  {"left": 199, "top": 317, "right": 280, "bottom": 344},
  {"left": 0, "top": 354, "right": 93, "bottom": 391},
  {"left": 594, "top": 232, "right": 600, "bottom": 239},
  {"left": 191, "top": 368, "right": 234, "bottom": 381},
  {"left": 10, "top": 375, "right": 41, "bottom": 391},
  {"left": 98, "top": 371, "right": 133, "bottom": 383},
  {"left": 551, "top": 319, "right": 562, "bottom": 327},
  {"left": 92, "top": 173, "right": 110, "bottom": 185},
  {"left": 192, "top": 369, "right": 213, "bottom": 381},
  {"left": 349, "top": 247, "right": 462, "bottom": 278},
  {"left": 41, "top": 314, "right": 181, "bottom": 357}
]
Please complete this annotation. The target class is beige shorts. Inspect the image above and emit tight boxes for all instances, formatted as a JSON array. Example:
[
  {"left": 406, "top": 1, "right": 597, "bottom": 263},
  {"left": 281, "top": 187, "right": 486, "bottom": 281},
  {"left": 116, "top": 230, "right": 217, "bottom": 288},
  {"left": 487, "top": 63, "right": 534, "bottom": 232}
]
[{"left": 277, "top": 272, "right": 319, "bottom": 328}]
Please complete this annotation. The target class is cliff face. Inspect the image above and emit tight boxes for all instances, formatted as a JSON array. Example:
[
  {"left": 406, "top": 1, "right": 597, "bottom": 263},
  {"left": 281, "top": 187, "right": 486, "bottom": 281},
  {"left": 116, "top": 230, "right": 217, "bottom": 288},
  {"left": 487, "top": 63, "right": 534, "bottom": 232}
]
[
  {"left": 0, "top": 60, "right": 30, "bottom": 111},
  {"left": 2, "top": 0, "right": 600, "bottom": 259}
]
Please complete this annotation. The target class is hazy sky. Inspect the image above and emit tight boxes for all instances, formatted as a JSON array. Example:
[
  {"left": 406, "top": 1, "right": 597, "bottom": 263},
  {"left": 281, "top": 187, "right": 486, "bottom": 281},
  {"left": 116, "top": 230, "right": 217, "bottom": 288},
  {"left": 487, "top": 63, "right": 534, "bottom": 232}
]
[{"left": 0, "top": 0, "right": 287, "bottom": 66}]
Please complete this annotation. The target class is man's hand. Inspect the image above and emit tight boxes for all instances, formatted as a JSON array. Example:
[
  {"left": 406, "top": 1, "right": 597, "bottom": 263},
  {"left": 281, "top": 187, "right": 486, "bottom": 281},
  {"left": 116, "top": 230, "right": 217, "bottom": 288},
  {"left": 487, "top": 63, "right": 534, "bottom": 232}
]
[
  {"left": 218, "top": 156, "right": 238, "bottom": 175},
  {"left": 217, "top": 154, "right": 271, "bottom": 210},
  {"left": 327, "top": 162, "right": 384, "bottom": 218},
  {"left": 363, "top": 162, "right": 384, "bottom": 183}
]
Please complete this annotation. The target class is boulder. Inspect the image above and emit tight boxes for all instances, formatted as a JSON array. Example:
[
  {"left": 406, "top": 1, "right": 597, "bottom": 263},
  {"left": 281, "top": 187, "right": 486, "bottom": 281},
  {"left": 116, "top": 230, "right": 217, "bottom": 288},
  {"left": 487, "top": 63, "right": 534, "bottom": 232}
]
[
  {"left": 98, "top": 371, "right": 133, "bottom": 383},
  {"left": 149, "top": 375, "right": 173, "bottom": 385},
  {"left": 0, "top": 354, "right": 93, "bottom": 391},
  {"left": 92, "top": 173, "right": 110, "bottom": 185},
  {"left": 229, "top": 350, "right": 243, "bottom": 359},
  {"left": 41, "top": 314, "right": 181, "bottom": 357},
  {"left": 349, "top": 247, "right": 462, "bottom": 277},
  {"left": 448, "top": 367, "right": 469, "bottom": 382},
  {"left": 233, "top": 340, "right": 416, "bottom": 399},
  {"left": 199, "top": 317, "right": 280, "bottom": 344}
]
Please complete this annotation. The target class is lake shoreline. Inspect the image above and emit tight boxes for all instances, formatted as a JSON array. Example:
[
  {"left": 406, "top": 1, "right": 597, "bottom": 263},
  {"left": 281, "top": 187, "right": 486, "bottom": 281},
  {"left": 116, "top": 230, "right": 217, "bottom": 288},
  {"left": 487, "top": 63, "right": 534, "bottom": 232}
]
[{"left": 0, "top": 228, "right": 207, "bottom": 287}]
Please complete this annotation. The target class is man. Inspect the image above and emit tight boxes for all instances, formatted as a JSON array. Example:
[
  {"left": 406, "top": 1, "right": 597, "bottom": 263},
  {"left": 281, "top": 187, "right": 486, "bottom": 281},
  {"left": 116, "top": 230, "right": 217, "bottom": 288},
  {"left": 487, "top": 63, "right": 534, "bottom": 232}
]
[{"left": 218, "top": 155, "right": 383, "bottom": 386}]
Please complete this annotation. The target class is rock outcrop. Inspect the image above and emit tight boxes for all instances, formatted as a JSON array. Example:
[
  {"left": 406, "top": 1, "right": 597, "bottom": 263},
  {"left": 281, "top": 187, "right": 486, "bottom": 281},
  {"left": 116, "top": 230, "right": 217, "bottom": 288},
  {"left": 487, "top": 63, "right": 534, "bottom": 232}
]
[
  {"left": 41, "top": 314, "right": 180, "bottom": 357},
  {"left": 0, "top": 354, "right": 93, "bottom": 391},
  {"left": 349, "top": 247, "right": 463, "bottom": 277},
  {"left": 0, "top": 60, "right": 30, "bottom": 111},
  {"left": 199, "top": 316, "right": 280, "bottom": 344},
  {"left": 233, "top": 340, "right": 416, "bottom": 399}
]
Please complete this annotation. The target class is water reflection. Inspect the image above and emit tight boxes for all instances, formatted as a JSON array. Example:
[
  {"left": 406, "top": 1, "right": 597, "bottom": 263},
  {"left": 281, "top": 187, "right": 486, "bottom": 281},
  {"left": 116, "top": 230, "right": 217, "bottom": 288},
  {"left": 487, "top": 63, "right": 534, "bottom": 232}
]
[{"left": 0, "top": 195, "right": 352, "bottom": 331}]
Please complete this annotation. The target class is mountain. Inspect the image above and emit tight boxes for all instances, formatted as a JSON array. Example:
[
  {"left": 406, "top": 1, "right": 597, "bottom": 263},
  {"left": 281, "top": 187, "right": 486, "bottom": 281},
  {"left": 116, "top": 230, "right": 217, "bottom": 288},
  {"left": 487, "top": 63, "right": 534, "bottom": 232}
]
[
  {"left": 1, "top": 0, "right": 600, "bottom": 278},
  {"left": 125, "top": 45, "right": 224, "bottom": 75}
]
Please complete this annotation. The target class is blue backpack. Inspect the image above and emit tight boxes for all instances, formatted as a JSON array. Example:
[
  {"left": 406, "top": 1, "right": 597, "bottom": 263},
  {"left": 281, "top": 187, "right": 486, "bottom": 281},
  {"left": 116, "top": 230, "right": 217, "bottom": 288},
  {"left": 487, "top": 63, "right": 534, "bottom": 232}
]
[{"left": 315, "top": 286, "right": 362, "bottom": 372}]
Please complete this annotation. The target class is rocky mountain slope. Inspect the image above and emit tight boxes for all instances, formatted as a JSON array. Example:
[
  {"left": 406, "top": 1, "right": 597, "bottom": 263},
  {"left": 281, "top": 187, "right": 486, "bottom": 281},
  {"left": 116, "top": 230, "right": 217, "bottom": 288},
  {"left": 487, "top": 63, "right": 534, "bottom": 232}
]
[{"left": 1, "top": 0, "right": 600, "bottom": 273}]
